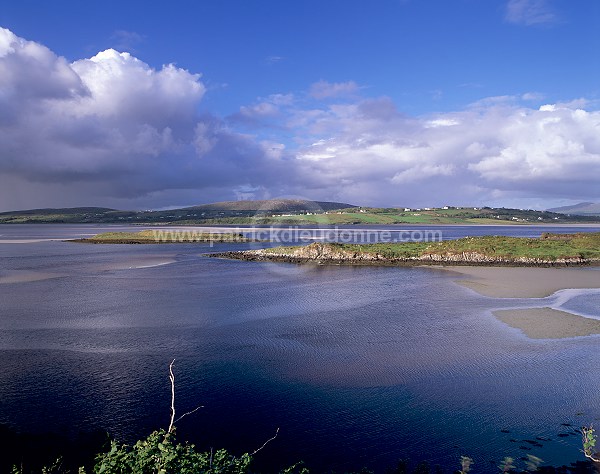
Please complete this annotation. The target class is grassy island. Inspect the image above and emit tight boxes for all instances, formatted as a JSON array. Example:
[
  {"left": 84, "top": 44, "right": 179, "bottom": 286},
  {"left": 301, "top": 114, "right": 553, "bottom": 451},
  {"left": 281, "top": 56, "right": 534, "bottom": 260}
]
[
  {"left": 214, "top": 232, "right": 600, "bottom": 266},
  {"left": 71, "top": 229, "right": 257, "bottom": 244}
]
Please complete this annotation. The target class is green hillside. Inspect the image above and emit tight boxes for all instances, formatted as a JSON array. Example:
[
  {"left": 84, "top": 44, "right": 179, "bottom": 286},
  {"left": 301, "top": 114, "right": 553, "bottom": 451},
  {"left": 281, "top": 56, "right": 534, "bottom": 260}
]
[
  {"left": 1, "top": 202, "right": 600, "bottom": 225},
  {"left": 548, "top": 202, "right": 600, "bottom": 216}
]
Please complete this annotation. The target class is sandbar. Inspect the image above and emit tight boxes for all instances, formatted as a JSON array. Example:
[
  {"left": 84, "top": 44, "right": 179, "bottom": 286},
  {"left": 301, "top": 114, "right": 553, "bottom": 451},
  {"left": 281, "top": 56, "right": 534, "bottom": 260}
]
[
  {"left": 0, "top": 271, "right": 64, "bottom": 284},
  {"left": 99, "top": 257, "right": 176, "bottom": 270},
  {"left": 446, "top": 266, "right": 600, "bottom": 298},
  {"left": 0, "top": 239, "right": 58, "bottom": 244},
  {"left": 494, "top": 307, "right": 600, "bottom": 339}
]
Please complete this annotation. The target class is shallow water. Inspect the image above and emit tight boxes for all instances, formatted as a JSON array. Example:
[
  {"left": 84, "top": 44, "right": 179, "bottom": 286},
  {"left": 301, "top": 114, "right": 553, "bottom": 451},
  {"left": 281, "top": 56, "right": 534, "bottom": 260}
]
[{"left": 1, "top": 224, "right": 600, "bottom": 472}]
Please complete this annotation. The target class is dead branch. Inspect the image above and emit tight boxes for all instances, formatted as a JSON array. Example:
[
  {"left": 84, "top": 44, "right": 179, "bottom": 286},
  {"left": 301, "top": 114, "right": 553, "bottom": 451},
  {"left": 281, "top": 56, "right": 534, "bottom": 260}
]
[
  {"left": 168, "top": 359, "right": 176, "bottom": 433},
  {"left": 251, "top": 427, "right": 280, "bottom": 456},
  {"left": 174, "top": 405, "right": 204, "bottom": 424},
  {"left": 167, "top": 359, "right": 204, "bottom": 434}
]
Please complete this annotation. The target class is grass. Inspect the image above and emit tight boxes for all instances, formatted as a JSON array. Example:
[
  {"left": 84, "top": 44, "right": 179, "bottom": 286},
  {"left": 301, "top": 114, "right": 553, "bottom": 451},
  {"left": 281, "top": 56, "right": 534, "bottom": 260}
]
[
  {"left": 266, "top": 211, "right": 529, "bottom": 225},
  {"left": 263, "top": 232, "right": 600, "bottom": 262},
  {"left": 74, "top": 229, "right": 254, "bottom": 244}
]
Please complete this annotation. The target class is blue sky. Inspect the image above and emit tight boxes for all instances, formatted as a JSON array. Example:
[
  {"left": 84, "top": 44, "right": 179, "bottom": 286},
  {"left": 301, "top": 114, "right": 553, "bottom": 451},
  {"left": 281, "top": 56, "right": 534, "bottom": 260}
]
[{"left": 0, "top": 0, "right": 599, "bottom": 210}]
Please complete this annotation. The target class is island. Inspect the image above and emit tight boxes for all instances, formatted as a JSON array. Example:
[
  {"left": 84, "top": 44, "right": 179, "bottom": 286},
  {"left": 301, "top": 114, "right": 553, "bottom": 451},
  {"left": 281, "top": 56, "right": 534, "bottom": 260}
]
[
  {"left": 70, "top": 229, "right": 258, "bottom": 244},
  {"left": 213, "top": 232, "right": 600, "bottom": 267}
]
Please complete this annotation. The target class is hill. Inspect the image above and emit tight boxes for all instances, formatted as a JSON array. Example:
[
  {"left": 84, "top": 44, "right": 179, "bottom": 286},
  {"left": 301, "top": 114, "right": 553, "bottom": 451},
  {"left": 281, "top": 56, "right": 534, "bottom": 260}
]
[
  {"left": 1, "top": 202, "right": 600, "bottom": 225},
  {"left": 0, "top": 207, "right": 130, "bottom": 223},
  {"left": 0, "top": 207, "right": 116, "bottom": 216},
  {"left": 262, "top": 206, "right": 600, "bottom": 225},
  {"left": 186, "top": 199, "right": 355, "bottom": 212},
  {"left": 0, "top": 200, "right": 355, "bottom": 224},
  {"left": 548, "top": 202, "right": 600, "bottom": 216}
]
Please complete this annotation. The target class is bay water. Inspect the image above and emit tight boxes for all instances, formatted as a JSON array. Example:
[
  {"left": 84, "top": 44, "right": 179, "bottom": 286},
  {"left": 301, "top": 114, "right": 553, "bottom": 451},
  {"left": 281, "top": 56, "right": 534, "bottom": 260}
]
[{"left": 1, "top": 224, "right": 600, "bottom": 472}]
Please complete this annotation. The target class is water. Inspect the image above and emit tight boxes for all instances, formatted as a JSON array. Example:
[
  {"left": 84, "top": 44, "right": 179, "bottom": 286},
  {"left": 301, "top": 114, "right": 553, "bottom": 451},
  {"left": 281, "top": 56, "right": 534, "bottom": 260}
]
[{"left": 1, "top": 224, "right": 600, "bottom": 472}]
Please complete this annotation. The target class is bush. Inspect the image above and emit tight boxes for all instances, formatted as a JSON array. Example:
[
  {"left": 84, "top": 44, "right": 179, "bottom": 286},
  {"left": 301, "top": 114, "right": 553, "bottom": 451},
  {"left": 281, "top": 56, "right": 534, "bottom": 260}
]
[{"left": 91, "top": 429, "right": 252, "bottom": 474}]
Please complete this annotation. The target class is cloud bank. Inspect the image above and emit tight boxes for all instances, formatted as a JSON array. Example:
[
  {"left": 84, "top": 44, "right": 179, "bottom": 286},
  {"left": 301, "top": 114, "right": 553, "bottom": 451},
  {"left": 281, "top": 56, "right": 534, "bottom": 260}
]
[
  {"left": 0, "top": 28, "right": 599, "bottom": 210},
  {"left": 288, "top": 94, "right": 600, "bottom": 207},
  {"left": 0, "top": 27, "right": 285, "bottom": 210}
]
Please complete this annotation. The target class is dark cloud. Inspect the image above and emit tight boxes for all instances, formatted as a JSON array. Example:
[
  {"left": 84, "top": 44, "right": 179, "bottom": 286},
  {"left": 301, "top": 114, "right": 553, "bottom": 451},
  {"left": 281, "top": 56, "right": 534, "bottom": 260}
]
[{"left": 0, "top": 27, "right": 288, "bottom": 210}]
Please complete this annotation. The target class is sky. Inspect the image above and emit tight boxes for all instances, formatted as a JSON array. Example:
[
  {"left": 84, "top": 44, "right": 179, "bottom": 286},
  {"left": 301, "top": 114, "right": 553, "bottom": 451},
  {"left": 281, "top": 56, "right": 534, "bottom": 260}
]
[{"left": 1, "top": 0, "right": 599, "bottom": 211}]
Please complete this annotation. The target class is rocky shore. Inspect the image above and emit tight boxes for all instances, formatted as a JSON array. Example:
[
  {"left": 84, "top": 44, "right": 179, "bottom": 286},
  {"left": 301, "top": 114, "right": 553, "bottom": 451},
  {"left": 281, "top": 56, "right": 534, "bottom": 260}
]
[{"left": 212, "top": 241, "right": 599, "bottom": 267}]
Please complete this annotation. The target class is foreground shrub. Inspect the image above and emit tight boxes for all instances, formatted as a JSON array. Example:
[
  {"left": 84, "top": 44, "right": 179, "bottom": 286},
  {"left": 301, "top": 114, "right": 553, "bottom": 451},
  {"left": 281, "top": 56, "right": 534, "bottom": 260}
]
[{"left": 91, "top": 429, "right": 251, "bottom": 474}]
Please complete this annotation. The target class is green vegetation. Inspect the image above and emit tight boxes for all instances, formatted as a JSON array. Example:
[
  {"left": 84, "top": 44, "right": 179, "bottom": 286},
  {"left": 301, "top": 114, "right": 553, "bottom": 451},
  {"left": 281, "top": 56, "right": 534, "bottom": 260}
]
[
  {"left": 6, "top": 425, "right": 599, "bottom": 474},
  {"left": 72, "top": 230, "right": 256, "bottom": 244},
  {"left": 259, "top": 232, "right": 600, "bottom": 264},
  {"left": 0, "top": 207, "right": 123, "bottom": 224},
  {"left": 6, "top": 427, "right": 286, "bottom": 474},
  {"left": 87, "top": 429, "right": 254, "bottom": 474},
  {"left": 2, "top": 202, "right": 600, "bottom": 225},
  {"left": 0, "top": 200, "right": 355, "bottom": 225},
  {"left": 582, "top": 426, "right": 599, "bottom": 462},
  {"left": 264, "top": 206, "right": 600, "bottom": 225}
]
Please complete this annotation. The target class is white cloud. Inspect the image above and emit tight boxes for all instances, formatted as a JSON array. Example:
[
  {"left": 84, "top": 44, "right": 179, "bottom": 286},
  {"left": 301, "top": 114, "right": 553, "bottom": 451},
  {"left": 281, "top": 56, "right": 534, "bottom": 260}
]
[
  {"left": 238, "top": 102, "right": 279, "bottom": 119},
  {"left": 0, "top": 28, "right": 88, "bottom": 104},
  {"left": 228, "top": 94, "right": 296, "bottom": 128},
  {"left": 505, "top": 0, "right": 557, "bottom": 26},
  {"left": 469, "top": 106, "right": 600, "bottom": 183},
  {"left": 521, "top": 92, "right": 545, "bottom": 101},
  {"left": 309, "top": 80, "right": 361, "bottom": 100},
  {"left": 265, "top": 55, "right": 284, "bottom": 64},
  {"left": 71, "top": 49, "right": 205, "bottom": 121},
  {"left": 286, "top": 95, "right": 600, "bottom": 206},
  {"left": 425, "top": 118, "right": 460, "bottom": 128}
]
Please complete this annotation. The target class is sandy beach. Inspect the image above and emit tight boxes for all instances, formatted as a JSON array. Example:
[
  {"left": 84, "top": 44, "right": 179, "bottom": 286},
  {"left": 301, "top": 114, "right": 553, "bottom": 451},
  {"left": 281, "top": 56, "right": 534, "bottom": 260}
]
[
  {"left": 494, "top": 307, "right": 600, "bottom": 339},
  {"left": 443, "top": 266, "right": 600, "bottom": 339},
  {"left": 447, "top": 266, "right": 600, "bottom": 298}
]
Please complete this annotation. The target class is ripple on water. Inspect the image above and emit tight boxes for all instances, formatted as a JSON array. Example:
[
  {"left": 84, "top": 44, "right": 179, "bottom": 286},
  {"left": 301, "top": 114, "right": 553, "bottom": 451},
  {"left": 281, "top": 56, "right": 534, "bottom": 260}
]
[{"left": 2, "top": 228, "right": 600, "bottom": 472}]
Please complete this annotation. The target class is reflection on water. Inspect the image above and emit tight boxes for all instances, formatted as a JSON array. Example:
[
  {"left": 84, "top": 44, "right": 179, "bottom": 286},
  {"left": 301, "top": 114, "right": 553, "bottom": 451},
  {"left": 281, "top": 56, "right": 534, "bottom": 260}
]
[{"left": 1, "top": 224, "right": 600, "bottom": 472}]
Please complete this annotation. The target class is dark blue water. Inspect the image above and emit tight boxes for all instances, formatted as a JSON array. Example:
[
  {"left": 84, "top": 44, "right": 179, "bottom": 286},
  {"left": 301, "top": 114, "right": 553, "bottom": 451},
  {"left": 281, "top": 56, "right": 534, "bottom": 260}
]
[{"left": 1, "top": 224, "right": 600, "bottom": 472}]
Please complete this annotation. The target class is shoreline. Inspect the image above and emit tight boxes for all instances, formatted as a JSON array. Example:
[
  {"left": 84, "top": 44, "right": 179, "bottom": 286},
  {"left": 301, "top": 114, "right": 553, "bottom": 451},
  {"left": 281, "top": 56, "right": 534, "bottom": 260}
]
[
  {"left": 212, "top": 247, "right": 600, "bottom": 268},
  {"left": 212, "top": 233, "right": 600, "bottom": 267},
  {"left": 444, "top": 266, "right": 600, "bottom": 298},
  {"left": 443, "top": 266, "right": 600, "bottom": 339},
  {"left": 213, "top": 250, "right": 600, "bottom": 268}
]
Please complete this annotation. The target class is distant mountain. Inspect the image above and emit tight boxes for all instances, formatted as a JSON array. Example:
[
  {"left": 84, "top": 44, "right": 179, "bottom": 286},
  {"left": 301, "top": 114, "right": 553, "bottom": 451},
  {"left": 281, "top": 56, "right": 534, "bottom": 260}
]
[
  {"left": 2, "top": 201, "right": 600, "bottom": 225},
  {"left": 0, "top": 207, "right": 116, "bottom": 216},
  {"left": 186, "top": 199, "right": 356, "bottom": 212},
  {"left": 547, "top": 202, "right": 600, "bottom": 216},
  {"left": 0, "top": 200, "right": 356, "bottom": 224}
]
